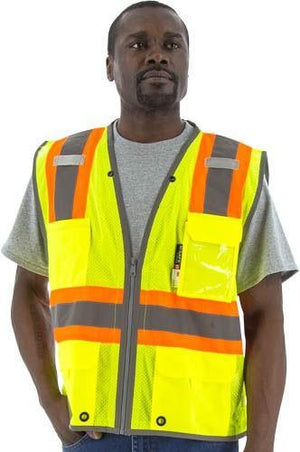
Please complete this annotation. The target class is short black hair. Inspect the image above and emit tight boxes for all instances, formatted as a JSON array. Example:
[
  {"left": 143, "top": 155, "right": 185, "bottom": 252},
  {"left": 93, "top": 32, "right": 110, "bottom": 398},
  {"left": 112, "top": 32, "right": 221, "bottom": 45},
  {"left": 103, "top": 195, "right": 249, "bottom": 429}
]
[{"left": 107, "top": 1, "right": 189, "bottom": 58}]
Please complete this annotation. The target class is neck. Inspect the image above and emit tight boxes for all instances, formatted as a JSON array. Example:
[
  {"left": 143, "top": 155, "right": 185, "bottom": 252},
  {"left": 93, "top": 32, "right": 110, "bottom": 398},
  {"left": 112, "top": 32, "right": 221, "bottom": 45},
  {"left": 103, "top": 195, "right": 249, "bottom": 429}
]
[{"left": 116, "top": 104, "right": 185, "bottom": 143}]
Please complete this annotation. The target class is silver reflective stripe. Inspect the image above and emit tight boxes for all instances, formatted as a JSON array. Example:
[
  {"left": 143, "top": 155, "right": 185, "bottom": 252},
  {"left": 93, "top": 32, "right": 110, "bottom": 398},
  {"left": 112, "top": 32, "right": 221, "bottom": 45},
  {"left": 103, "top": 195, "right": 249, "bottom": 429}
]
[
  {"left": 50, "top": 298, "right": 240, "bottom": 341},
  {"left": 53, "top": 154, "right": 85, "bottom": 166},
  {"left": 204, "top": 135, "right": 238, "bottom": 215},
  {"left": 55, "top": 130, "right": 91, "bottom": 220},
  {"left": 205, "top": 156, "right": 239, "bottom": 170}
]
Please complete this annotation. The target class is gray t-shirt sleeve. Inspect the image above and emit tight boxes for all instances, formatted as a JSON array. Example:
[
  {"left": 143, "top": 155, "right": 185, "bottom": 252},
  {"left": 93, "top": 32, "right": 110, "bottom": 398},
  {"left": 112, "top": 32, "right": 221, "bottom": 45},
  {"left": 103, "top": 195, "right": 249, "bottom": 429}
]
[
  {"left": 237, "top": 176, "right": 299, "bottom": 293},
  {"left": 1, "top": 176, "right": 48, "bottom": 276}
]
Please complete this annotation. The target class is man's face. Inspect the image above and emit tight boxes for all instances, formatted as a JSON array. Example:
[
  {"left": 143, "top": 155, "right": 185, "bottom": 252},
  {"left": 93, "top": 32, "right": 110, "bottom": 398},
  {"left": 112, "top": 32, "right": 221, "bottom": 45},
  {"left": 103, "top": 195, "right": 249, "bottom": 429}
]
[{"left": 106, "top": 7, "right": 189, "bottom": 112}]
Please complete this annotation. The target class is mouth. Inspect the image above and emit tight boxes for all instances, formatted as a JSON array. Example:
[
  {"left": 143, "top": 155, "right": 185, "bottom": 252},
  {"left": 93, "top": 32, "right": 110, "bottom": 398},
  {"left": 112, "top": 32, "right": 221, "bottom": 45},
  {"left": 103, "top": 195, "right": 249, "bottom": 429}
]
[{"left": 141, "top": 70, "right": 173, "bottom": 81}]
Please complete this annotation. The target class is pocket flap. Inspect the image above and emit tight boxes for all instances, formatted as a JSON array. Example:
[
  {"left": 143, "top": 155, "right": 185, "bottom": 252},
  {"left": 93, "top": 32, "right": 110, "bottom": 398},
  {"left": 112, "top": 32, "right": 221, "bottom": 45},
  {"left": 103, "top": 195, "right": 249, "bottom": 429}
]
[
  {"left": 156, "top": 346, "right": 198, "bottom": 377},
  {"left": 185, "top": 212, "right": 242, "bottom": 245},
  {"left": 46, "top": 217, "right": 90, "bottom": 234}
]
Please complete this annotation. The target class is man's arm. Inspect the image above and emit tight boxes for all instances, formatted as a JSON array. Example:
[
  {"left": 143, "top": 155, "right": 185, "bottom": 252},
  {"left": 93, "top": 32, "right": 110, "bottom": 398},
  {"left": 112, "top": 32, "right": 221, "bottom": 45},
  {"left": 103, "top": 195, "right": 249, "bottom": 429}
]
[
  {"left": 11, "top": 265, "right": 61, "bottom": 408},
  {"left": 239, "top": 272, "right": 286, "bottom": 452},
  {"left": 10, "top": 265, "right": 89, "bottom": 445}
]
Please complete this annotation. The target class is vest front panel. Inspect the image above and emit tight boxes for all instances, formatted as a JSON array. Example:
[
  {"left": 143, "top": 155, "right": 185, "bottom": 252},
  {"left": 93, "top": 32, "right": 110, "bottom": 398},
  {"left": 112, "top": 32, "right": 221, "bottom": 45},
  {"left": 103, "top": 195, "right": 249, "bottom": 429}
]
[{"left": 33, "top": 120, "right": 267, "bottom": 441}]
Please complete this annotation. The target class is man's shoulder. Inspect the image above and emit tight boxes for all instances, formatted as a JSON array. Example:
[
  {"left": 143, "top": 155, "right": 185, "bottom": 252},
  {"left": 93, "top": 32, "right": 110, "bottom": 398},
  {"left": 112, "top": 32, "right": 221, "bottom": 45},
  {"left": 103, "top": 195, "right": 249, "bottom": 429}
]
[
  {"left": 202, "top": 129, "right": 262, "bottom": 152},
  {"left": 34, "top": 125, "right": 108, "bottom": 159},
  {"left": 200, "top": 129, "right": 268, "bottom": 184},
  {"left": 52, "top": 125, "right": 107, "bottom": 142}
]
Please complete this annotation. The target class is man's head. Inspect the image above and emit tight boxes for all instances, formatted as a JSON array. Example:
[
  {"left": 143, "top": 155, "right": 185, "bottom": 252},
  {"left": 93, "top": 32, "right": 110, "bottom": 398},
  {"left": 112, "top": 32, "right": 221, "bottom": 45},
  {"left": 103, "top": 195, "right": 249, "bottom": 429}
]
[{"left": 106, "top": 1, "right": 190, "bottom": 113}]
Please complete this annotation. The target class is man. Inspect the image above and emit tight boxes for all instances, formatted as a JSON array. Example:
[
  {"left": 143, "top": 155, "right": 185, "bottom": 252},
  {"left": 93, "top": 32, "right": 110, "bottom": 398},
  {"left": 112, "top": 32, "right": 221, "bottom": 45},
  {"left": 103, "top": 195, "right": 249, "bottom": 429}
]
[{"left": 1, "top": 1, "right": 298, "bottom": 451}]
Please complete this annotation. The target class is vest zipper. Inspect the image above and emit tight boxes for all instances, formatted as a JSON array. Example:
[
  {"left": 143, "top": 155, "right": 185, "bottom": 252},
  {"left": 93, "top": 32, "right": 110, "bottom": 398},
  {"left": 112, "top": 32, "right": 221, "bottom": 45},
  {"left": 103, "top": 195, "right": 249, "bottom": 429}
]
[
  {"left": 107, "top": 119, "right": 201, "bottom": 434},
  {"left": 120, "top": 256, "right": 137, "bottom": 434}
]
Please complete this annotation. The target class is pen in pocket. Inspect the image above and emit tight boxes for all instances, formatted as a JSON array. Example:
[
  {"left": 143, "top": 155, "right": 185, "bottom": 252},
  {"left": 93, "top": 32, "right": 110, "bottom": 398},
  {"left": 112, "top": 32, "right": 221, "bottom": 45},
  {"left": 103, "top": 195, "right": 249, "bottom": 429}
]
[{"left": 171, "top": 243, "right": 183, "bottom": 290}]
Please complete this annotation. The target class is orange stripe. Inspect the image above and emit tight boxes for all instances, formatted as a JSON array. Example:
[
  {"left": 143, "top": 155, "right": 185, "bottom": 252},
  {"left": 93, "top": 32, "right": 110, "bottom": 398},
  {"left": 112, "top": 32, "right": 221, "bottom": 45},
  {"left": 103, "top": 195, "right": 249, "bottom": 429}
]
[
  {"left": 227, "top": 143, "right": 252, "bottom": 217},
  {"left": 141, "top": 290, "right": 239, "bottom": 316},
  {"left": 190, "top": 133, "right": 216, "bottom": 213},
  {"left": 54, "top": 325, "right": 121, "bottom": 343},
  {"left": 50, "top": 286, "right": 124, "bottom": 307},
  {"left": 46, "top": 138, "right": 69, "bottom": 222},
  {"left": 50, "top": 286, "right": 238, "bottom": 316},
  {"left": 138, "top": 329, "right": 243, "bottom": 355},
  {"left": 73, "top": 127, "right": 105, "bottom": 218}
]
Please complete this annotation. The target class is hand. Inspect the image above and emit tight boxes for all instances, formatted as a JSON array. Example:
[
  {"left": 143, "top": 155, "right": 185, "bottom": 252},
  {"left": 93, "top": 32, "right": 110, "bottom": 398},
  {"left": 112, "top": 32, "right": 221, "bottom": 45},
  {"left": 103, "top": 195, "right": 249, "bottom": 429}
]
[
  {"left": 42, "top": 393, "right": 88, "bottom": 446},
  {"left": 86, "top": 431, "right": 104, "bottom": 440}
]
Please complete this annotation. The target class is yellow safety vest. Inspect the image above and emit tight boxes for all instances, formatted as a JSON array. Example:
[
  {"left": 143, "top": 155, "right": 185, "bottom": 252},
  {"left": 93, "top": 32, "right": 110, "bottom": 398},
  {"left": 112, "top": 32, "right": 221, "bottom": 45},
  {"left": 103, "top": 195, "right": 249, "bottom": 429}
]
[{"left": 32, "top": 119, "right": 268, "bottom": 441}]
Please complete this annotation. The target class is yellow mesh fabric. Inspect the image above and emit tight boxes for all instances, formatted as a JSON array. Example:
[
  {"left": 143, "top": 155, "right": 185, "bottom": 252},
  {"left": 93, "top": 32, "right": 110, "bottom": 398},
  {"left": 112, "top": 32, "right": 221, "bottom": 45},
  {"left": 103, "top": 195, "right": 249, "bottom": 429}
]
[
  {"left": 241, "top": 148, "right": 264, "bottom": 229},
  {"left": 228, "top": 358, "right": 247, "bottom": 435},
  {"left": 131, "top": 344, "right": 156, "bottom": 429},
  {"left": 35, "top": 140, "right": 53, "bottom": 225},
  {"left": 93, "top": 343, "right": 120, "bottom": 427},
  {"left": 85, "top": 128, "right": 125, "bottom": 289}
]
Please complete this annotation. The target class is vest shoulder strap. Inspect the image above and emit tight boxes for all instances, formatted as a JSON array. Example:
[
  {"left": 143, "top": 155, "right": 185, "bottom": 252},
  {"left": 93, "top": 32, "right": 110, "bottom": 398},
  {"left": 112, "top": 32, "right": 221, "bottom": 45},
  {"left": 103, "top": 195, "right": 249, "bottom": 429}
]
[
  {"left": 32, "top": 127, "right": 106, "bottom": 225},
  {"left": 214, "top": 132, "right": 269, "bottom": 230},
  {"left": 190, "top": 131, "right": 268, "bottom": 229}
]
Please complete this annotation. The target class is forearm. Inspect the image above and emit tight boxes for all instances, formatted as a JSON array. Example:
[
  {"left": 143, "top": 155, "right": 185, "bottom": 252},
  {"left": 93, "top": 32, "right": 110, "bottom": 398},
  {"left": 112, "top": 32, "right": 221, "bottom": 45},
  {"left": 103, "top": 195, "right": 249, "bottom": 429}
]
[
  {"left": 11, "top": 267, "right": 61, "bottom": 409},
  {"left": 244, "top": 313, "right": 286, "bottom": 452}
]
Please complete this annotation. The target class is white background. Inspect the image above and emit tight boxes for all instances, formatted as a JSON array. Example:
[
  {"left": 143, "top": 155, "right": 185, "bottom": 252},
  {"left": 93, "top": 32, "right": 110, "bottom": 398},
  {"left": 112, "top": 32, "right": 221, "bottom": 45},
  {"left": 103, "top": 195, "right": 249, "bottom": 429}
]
[{"left": 0, "top": 1, "right": 299, "bottom": 451}]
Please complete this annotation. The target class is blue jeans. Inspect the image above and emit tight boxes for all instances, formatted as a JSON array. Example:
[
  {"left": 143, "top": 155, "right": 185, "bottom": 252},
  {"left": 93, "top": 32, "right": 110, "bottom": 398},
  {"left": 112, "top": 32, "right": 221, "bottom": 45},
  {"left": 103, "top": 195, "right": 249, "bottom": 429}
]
[{"left": 62, "top": 432, "right": 239, "bottom": 451}]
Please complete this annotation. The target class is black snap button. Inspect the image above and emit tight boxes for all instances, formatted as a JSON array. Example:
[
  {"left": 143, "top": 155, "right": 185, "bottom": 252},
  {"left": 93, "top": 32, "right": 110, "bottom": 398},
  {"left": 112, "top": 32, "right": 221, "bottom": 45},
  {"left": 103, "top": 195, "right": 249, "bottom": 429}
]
[
  {"left": 79, "top": 412, "right": 89, "bottom": 422},
  {"left": 156, "top": 415, "right": 166, "bottom": 426},
  {"left": 169, "top": 175, "right": 176, "bottom": 182},
  {"left": 107, "top": 170, "right": 114, "bottom": 177}
]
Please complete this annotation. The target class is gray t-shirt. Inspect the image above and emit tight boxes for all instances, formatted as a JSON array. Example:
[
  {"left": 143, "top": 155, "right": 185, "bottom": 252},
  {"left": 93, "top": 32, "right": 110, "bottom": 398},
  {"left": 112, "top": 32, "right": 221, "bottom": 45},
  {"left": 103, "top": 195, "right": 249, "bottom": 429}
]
[{"left": 1, "top": 119, "right": 298, "bottom": 293}]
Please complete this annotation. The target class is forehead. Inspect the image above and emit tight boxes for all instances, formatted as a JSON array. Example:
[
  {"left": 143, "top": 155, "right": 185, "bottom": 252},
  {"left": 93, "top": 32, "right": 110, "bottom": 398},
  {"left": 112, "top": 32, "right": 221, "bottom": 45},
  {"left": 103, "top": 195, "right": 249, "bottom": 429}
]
[{"left": 117, "top": 7, "right": 185, "bottom": 40}]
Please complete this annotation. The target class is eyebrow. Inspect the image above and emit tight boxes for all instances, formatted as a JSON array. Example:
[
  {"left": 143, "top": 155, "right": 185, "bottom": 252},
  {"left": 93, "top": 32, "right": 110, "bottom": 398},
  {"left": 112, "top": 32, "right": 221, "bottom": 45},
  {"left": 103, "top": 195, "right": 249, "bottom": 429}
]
[{"left": 125, "top": 30, "right": 184, "bottom": 40}]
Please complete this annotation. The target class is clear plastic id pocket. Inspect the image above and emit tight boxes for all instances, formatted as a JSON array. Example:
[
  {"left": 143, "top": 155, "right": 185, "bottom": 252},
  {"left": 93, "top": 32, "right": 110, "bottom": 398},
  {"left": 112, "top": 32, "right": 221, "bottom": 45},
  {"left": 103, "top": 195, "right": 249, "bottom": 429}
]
[{"left": 176, "top": 212, "right": 243, "bottom": 302}]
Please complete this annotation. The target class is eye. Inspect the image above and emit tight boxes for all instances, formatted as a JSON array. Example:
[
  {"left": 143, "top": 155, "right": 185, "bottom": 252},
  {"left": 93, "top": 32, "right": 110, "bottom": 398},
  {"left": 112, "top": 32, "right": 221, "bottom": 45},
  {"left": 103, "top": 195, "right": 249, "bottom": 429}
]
[
  {"left": 130, "top": 40, "right": 181, "bottom": 50},
  {"left": 165, "top": 41, "right": 180, "bottom": 49},
  {"left": 130, "top": 41, "right": 146, "bottom": 49}
]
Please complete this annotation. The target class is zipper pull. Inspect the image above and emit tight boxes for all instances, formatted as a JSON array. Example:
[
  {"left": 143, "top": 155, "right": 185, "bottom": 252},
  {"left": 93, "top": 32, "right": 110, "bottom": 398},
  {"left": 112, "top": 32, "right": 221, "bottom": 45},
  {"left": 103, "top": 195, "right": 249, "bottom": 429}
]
[{"left": 130, "top": 257, "right": 137, "bottom": 277}]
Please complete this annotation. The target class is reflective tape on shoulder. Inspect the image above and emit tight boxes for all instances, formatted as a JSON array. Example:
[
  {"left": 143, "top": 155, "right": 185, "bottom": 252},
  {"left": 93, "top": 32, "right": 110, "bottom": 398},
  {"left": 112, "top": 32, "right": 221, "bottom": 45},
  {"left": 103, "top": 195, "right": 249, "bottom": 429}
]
[
  {"left": 190, "top": 133, "right": 252, "bottom": 217},
  {"left": 53, "top": 154, "right": 85, "bottom": 166},
  {"left": 205, "top": 157, "right": 239, "bottom": 170},
  {"left": 46, "top": 127, "right": 106, "bottom": 220}
]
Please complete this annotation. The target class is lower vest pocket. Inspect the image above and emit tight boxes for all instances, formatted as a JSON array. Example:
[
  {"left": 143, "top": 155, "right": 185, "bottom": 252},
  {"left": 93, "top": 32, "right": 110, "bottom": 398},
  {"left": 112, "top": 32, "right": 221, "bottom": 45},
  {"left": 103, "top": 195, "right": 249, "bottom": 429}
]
[
  {"left": 57, "top": 341, "right": 120, "bottom": 428},
  {"left": 46, "top": 217, "right": 91, "bottom": 290},
  {"left": 176, "top": 212, "right": 243, "bottom": 302},
  {"left": 151, "top": 346, "right": 240, "bottom": 435}
]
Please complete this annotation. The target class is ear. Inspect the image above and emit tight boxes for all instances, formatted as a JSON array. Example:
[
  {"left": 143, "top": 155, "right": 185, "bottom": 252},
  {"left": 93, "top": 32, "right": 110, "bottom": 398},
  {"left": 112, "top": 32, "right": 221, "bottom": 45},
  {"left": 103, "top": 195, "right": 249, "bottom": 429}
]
[{"left": 106, "top": 56, "right": 114, "bottom": 81}]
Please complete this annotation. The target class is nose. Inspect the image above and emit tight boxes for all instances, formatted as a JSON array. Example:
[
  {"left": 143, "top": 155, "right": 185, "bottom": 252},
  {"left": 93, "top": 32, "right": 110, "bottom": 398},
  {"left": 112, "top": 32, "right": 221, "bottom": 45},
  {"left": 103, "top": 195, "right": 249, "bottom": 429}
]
[
  {"left": 146, "top": 53, "right": 169, "bottom": 65},
  {"left": 145, "top": 41, "right": 169, "bottom": 66}
]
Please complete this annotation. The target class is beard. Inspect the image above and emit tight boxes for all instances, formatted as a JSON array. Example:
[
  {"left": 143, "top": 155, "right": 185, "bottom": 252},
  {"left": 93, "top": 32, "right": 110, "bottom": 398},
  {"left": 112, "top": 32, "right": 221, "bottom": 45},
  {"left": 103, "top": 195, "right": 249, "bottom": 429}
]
[{"left": 136, "top": 77, "right": 179, "bottom": 111}]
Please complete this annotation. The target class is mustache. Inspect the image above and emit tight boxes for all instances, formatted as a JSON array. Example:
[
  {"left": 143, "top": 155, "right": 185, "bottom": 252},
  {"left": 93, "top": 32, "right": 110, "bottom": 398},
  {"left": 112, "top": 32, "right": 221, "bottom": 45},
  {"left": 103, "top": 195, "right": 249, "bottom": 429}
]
[{"left": 136, "top": 65, "right": 176, "bottom": 83}]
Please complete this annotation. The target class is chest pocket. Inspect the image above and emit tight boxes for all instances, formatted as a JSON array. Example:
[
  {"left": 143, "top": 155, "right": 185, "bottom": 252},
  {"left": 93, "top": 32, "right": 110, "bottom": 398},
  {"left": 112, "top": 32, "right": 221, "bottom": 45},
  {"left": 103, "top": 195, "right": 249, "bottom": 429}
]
[
  {"left": 176, "top": 212, "right": 243, "bottom": 302},
  {"left": 46, "top": 217, "right": 91, "bottom": 291}
]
